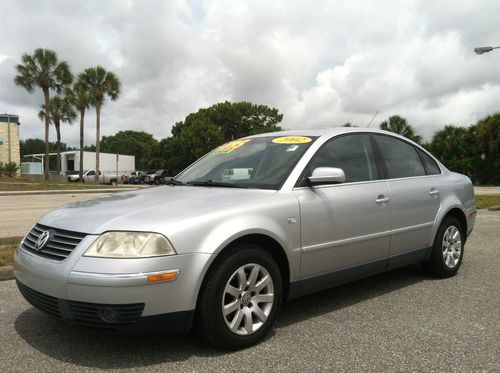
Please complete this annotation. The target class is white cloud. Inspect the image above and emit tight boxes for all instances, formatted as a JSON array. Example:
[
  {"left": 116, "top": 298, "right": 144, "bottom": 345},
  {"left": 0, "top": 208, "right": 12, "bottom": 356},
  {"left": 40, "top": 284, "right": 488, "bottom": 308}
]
[{"left": 1, "top": 0, "right": 499, "bottom": 146}]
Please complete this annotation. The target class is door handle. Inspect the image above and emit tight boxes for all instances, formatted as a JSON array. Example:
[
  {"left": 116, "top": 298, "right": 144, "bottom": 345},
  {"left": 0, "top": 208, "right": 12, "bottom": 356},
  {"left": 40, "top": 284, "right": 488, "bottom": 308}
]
[
  {"left": 376, "top": 195, "right": 390, "bottom": 205},
  {"left": 429, "top": 188, "right": 440, "bottom": 197}
]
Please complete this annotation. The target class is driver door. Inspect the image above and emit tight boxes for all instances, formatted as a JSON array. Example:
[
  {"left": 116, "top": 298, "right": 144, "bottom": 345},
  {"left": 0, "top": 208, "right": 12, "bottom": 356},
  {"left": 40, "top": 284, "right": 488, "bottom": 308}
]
[{"left": 294, "top": 134, "right": 392, "bottom": 280}]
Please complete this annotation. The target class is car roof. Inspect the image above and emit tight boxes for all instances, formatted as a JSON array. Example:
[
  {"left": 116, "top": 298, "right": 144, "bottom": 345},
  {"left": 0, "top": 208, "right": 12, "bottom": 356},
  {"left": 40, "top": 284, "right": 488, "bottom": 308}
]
[{"left": 245, "top": 127, "right": 404, "bottom": 139}]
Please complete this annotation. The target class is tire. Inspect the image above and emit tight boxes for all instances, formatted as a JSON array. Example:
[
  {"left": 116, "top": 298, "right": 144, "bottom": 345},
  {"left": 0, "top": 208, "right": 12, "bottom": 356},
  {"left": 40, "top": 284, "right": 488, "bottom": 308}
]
[
  {"left": 197, "top": 245, "right": 282, "bottom": 350},
  {"left": 424, "top": 216, "right": 464, "bottom": 278}
]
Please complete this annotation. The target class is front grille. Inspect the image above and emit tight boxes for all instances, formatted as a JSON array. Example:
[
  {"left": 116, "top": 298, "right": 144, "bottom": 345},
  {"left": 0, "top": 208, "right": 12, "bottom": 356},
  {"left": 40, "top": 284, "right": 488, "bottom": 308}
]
[
  {"left": 17, "top": 280, "right": 62, "bottom": 318},
  {"left": 16, "top": 281, "right": 145, "bottom": 329},
  {"left": 22, "top": 223, "right": 87, "bottom": 261}
]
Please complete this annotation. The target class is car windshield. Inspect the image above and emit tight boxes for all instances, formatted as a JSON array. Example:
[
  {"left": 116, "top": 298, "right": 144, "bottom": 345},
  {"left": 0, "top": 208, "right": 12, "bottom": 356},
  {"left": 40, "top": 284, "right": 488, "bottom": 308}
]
[{"left": 176, "top": 135, "right": 317, "bottom": 190}]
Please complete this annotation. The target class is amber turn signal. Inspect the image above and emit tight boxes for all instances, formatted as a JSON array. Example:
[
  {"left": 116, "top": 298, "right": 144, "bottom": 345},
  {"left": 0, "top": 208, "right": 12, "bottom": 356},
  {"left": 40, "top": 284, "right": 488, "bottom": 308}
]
[{"left": 147, "top": 271, "right": 178, "bottom": 283}]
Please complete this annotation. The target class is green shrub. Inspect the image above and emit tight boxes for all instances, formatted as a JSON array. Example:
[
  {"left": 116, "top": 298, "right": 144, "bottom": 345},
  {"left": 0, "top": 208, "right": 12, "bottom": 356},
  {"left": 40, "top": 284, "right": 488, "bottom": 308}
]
[
  {"left": 0, "top": 162, "right": 4, "bottom": 177},
  {"left": 3, "top": 162, "right": 19, "bottom": 177}
]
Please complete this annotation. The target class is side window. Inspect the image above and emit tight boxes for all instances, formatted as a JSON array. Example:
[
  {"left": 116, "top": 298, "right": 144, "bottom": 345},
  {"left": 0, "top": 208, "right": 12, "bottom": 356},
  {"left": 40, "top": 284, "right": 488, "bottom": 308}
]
[
  {"left": 87, "top": 171, "right": 95, "bottom": 176},
  {"left": 417, "top": 148, "right": 441, "bottom": 175},
  {"left": 375, "top": 135, "right": 425, "bottom": 178},
  {"left": 308, "top": 134, "right": 378, "bottom": 183}
]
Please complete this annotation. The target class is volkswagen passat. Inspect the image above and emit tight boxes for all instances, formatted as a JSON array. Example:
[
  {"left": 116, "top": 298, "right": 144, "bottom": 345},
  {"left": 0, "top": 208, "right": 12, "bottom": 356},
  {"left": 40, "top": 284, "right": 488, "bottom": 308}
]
[{"left": 15, "top": 128, "right": 476, "bottom": 349}]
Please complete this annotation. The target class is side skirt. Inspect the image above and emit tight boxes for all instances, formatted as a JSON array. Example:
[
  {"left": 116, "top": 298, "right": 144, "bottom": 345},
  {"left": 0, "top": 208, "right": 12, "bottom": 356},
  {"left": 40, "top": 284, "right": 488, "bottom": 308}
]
[{"left": 288, "top": 247, "right": 431, "bottom": 300}]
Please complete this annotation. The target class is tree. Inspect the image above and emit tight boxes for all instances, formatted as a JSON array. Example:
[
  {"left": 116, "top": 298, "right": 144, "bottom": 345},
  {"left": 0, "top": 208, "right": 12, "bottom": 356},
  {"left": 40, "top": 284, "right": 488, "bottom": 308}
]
[
  {"left": 170, "top": 101, "right": 283, "bottom": 168},
  {"left": 101, "top": 131, "right": 158, "bottom": 170},
  {"left": 78, "top": 66, "right": 121, "bottom": 181},
  {"left": 38, "top": 96, "right": 77, "bottom": 172},
  {"left": 14, "top": 48, "right": 73, "bottom": 179},
  {"left": 66, "top": 82, "right": 91, "bottom": 182},
  {"left": 379, "top": 115, "right": 422, "bottom": 144},
  {"left": 475, "top": 114, "right": 500, "bottom": 161},
  {"left": 428, "top": 125, "right": 469, "bottom": 161},
  {"left": 474, "top": 114, "right": 500, "bottom": 184}
]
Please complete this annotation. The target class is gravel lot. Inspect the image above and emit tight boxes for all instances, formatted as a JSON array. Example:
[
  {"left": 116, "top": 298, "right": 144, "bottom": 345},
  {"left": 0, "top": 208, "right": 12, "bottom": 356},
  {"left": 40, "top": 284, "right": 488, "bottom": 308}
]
[{"left": 0, "top": 210, "right": 498, "bottom": 372}]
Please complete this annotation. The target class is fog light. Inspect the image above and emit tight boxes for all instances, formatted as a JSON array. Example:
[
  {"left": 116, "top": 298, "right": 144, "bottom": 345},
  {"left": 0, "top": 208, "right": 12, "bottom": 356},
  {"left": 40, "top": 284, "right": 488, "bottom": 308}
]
[{"left": 99, "top": 307, "right": 118, "bottom": 323}]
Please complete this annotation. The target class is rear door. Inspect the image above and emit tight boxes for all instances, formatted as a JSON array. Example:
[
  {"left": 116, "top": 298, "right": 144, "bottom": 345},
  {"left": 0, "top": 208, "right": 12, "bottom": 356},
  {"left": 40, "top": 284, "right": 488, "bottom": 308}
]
[
  {"left": 295, "top": 133, "right": 392, "bottom": 279},
  {"left": 373, "top": 135, "right": 441, "bottom": 259}
]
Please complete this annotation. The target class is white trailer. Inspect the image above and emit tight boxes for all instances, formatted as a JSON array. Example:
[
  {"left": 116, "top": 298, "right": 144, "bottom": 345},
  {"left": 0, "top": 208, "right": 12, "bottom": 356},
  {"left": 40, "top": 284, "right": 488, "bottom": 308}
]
[
  {"left": 22, "top": 150, "right": 135, "bottom": 183},
  {"left": 61, "top": 151, "right": 135, "bottom": 176}
]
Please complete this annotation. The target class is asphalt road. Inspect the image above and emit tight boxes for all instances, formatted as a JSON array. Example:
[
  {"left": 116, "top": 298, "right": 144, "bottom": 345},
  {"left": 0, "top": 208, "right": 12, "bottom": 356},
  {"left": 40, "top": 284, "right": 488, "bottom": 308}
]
[
  {"left": 0, "top": 193, "right": 106, "bottom": 238},
  {"left": 0, "top": 210, "right": 498, "bottom": 372}
]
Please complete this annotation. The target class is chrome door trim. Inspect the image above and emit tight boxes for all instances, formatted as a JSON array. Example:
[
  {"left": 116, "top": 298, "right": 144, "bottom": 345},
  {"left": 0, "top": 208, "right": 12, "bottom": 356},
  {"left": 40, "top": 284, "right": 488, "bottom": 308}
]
[{"left": 302, "top": 221, "right": 434, "bottom": 254}]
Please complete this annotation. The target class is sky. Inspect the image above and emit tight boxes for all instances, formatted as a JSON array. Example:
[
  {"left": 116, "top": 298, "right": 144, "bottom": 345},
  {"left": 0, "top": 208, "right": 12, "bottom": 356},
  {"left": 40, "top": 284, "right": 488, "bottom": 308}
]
[{"left": 1, "top": 0, "right": 500, "bottom": 147}]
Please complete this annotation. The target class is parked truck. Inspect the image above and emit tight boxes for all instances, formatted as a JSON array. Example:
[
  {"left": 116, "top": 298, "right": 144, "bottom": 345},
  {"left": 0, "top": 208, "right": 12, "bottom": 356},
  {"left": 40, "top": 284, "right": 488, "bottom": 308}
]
[{"left": 68, "top": 169, "right": 120, "bottom": 185}]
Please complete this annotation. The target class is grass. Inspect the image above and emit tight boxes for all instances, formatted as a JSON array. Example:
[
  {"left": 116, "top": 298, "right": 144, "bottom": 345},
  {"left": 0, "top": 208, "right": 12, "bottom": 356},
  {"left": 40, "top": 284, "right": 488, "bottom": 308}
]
[
  {"left": 475, "top": 195, "right": 500, "bottom": 209},
  {"left": 0, "top": 177, "right": 121, "bottom": 191},
  {"left": 0, "top": 237, "right": 21, "bottom": 267}
]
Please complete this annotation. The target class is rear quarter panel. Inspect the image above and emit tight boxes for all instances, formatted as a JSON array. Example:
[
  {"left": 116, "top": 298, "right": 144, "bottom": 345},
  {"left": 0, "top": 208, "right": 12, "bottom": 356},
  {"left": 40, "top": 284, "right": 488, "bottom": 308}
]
[{"left": 430, "top": 171, "right": 476, "bottom": 245}]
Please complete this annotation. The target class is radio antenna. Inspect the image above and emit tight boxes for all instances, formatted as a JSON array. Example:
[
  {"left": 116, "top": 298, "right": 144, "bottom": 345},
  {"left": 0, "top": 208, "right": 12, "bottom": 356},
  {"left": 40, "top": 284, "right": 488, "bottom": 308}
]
[{"left": 367, "top": 110, "right": 379, "bottom": 128}]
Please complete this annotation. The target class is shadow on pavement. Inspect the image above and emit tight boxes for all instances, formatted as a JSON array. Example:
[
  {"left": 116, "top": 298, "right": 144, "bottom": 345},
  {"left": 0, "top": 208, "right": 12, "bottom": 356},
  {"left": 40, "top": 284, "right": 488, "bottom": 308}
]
[
  {"left": 278, "top": 264, "right": 429, "bottom": 328},
  {"left": 14, "top": 309, "right": 223, "bottom": 369},
  {"left": 14, "top": 264, "right": 429, "bottom": 369}
]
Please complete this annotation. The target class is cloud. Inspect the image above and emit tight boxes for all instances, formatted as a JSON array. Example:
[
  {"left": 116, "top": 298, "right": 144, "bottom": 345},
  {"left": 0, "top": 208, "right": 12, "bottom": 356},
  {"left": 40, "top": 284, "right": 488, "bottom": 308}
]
[{"left": 1, "top": 0, "right": 499, "bottom": 146}]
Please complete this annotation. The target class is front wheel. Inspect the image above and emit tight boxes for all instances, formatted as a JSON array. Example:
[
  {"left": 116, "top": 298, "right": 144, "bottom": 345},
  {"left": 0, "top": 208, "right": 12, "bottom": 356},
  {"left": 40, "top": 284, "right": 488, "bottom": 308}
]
[
  {"left": 424, "top": 216, "right": 464, "bottom": 278},
  {"left": 197, "top": 245, "right": 282, "bottom": 350}
]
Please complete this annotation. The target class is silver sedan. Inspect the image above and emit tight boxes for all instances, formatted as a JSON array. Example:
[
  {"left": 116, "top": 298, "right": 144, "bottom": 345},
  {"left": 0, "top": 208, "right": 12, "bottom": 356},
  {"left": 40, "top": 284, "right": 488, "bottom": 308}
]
[{"left": 14, "top": 128, "right": 476, "bottom": 349}]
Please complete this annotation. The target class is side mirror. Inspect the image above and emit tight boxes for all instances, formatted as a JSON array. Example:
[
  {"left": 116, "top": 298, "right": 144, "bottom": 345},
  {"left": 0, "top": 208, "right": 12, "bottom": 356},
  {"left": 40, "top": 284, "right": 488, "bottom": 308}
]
[{"left": 307, "top": 167, "right": 346, "bottom": 186}]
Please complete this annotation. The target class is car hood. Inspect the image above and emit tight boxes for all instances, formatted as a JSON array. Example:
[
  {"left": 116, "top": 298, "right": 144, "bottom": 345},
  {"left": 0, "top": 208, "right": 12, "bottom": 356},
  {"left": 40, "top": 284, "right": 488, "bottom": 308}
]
[{"left": 38, "top": 186, "right": 277, "bottom": 234}]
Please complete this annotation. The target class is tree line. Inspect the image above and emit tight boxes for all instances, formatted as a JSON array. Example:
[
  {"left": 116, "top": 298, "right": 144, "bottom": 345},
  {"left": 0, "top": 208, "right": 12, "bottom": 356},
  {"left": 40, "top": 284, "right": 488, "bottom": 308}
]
[
  {"left": 14, "top": 48, "right": 120, "bottom": 182},
  {"left": 352, "top": 114, "right": 499, "bottom": 185},
  {"left": 96, "top": 111, "right": 499, "bottom": 185}
]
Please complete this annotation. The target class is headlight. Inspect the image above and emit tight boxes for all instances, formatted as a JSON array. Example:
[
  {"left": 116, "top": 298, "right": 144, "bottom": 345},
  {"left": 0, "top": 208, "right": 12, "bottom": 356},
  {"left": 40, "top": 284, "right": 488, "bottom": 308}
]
[{"left": 84, "top": 232, "right": 176, "bottom": 258}]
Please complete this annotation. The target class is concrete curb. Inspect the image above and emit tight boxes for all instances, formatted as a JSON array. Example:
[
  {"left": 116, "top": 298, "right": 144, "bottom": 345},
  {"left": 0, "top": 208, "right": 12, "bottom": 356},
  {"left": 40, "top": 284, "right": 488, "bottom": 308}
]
[
  {"left": 487, "top": 205, "right": 500, "bottom": 211},
  {"left": 0, "top": 265, "right": 14, "bottom": 281},
  {"left": 0, "top": 188, "right": 138, "bottom": 196}
]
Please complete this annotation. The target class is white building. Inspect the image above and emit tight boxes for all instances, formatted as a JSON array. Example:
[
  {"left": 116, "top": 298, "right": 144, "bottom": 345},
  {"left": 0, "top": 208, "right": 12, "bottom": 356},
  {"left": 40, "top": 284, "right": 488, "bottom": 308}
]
[{"left": 23, "top": 151, "right": 135, "bottom": 175}]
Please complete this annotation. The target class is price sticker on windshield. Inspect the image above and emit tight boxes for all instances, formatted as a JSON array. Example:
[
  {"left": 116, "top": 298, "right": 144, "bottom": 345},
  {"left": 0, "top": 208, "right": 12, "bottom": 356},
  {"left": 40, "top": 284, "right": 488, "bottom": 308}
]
[
  {"left": 214, "top": 139, "right": 251, "bottom": 154},
  {"left": 272, "top": 136, "right": 312, "bottom": 144}
]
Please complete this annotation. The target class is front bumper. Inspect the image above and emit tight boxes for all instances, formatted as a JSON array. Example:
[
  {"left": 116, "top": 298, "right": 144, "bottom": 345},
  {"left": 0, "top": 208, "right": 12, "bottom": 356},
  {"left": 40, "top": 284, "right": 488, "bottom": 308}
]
[
  {"left": 16, "top": 280, "right": 194, "bottom": 332},
  {"left": 14, "top": 240, "right": 211, "bottom": 332}
]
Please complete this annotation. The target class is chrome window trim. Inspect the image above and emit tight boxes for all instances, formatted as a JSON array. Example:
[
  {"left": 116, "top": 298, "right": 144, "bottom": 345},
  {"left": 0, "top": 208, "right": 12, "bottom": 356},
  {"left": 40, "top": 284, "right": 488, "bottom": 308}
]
[{"left": 292, "top": 173, "right": 443, "bottom": 191}]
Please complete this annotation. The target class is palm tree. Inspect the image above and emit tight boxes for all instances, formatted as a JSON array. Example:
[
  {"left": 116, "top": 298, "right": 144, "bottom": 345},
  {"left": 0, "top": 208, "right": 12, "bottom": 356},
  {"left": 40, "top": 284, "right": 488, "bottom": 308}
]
[
  {"left": 14, "top": 48, "right": 73, "bottom": 179},
  {"left": 66, "top": 83, "right": 91, "bottom": 182},
  {"left": 379, "top": 115, "right": 422, "bottom": 144},
  {"left": 78, "top": 66, "right": 121, "bottom": 182},
  {"left": 38, "top": 96, "right": 77, "bottom": 173}
]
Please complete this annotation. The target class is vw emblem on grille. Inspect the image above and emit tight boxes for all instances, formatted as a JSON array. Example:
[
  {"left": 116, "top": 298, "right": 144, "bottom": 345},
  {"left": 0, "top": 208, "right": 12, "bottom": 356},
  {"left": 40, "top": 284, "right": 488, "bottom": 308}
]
[{"left": 35, "top": 230, "right": 52, "bottom": 251}]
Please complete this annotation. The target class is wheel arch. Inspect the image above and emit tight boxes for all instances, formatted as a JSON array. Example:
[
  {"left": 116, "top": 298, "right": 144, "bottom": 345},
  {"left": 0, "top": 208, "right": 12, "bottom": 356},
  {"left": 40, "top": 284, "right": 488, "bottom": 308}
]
[
  {"left": 196, "top": 233, "right": 292, "bottom": 306},
  {"left": 435, "top": 207, "right": 468, "bottom": 244}
]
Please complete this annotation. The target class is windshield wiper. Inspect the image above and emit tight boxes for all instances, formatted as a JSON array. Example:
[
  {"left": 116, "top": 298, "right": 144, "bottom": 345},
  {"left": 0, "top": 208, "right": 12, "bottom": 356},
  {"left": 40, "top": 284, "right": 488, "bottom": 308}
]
[
  {"left": 166, "top": 179, "right": 185, "bottom": 186},
  {"left": 186, "top": 180, "right": 248, "bottom": 188}
]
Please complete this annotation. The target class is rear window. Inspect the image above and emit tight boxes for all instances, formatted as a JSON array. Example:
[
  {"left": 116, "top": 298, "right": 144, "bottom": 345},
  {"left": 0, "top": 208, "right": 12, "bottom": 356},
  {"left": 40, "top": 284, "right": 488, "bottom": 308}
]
[
  {"left": 417, "top": 148, "right": 441, "bottom": 175},
  {"left": 374, "top": 135, "right": 425, "bottom": 179}
]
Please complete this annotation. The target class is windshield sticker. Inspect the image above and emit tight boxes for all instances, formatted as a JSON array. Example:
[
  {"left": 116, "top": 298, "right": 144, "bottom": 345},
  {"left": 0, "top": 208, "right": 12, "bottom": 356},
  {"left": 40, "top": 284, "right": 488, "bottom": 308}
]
[
  {"left": 286, "top": 145, "right": 300, "bottom": 152},
  {"left": 214, "top": 139, "right": 251, "bottom": 154},
  {"left": 272, "top": 136, "right": 312, "bottom": 144}
]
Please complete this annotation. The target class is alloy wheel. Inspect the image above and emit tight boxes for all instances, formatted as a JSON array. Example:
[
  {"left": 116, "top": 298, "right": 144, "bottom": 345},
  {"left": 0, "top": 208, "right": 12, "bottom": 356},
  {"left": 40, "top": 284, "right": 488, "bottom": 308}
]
[{"left": 222, "top": 263, "right": 274, "bottom": 336}]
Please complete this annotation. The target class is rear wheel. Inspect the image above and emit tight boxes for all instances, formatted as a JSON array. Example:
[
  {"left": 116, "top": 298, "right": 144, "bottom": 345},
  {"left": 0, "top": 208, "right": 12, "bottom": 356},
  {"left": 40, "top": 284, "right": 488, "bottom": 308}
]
[
  {"left": 197, "top": 245, "right": 282, "bottom": 350},
  {"left": 424, "top": 216, "right": 464, "bottom": 278}
]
